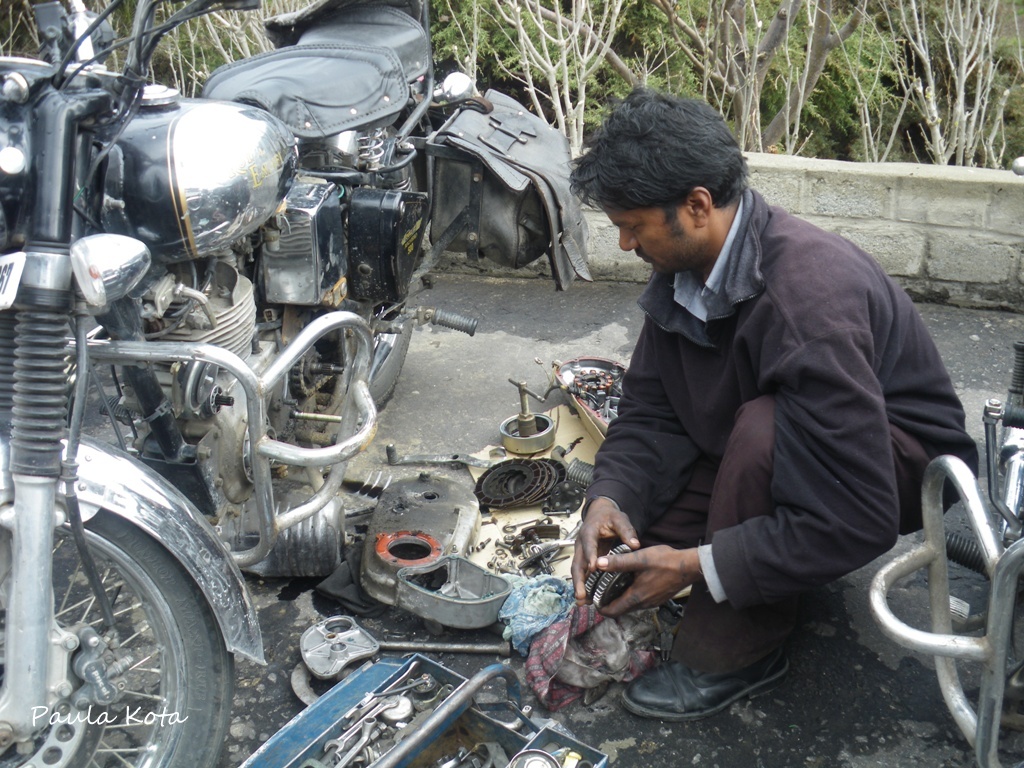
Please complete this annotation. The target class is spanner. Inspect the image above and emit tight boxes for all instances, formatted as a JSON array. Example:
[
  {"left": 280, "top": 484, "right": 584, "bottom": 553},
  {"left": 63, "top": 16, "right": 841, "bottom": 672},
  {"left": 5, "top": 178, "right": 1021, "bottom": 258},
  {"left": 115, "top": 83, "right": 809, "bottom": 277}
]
[{"left": 386, "top": 443, "right": 494, "bottom": 469}]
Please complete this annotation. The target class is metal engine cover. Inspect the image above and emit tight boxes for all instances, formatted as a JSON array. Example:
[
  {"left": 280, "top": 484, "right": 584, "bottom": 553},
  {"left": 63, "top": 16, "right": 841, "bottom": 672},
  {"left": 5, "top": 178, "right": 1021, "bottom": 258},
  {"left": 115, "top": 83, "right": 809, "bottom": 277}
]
[
  {"left": 347, "top": 187, "right": 427, "bottom": 302},
  {"left": 262, "top": 179, "right": 347, "bottom": 307},
  {"left": 360, "top": 473, "right": 479, "bottom": 606}
]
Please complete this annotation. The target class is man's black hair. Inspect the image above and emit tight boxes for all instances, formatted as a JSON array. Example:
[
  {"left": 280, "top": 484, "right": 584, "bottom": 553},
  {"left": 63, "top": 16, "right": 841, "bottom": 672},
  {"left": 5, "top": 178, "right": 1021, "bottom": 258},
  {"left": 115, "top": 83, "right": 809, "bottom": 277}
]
[{"left": 570, "top": 88, "right": 748, "bottom": 211}]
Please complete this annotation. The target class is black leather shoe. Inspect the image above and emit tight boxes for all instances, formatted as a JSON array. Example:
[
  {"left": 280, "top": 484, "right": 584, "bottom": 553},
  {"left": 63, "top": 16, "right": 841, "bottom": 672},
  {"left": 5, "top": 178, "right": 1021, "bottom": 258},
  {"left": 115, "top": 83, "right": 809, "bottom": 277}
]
[{"left": 621, "top": 647, "right": 788, "bottom": 721}]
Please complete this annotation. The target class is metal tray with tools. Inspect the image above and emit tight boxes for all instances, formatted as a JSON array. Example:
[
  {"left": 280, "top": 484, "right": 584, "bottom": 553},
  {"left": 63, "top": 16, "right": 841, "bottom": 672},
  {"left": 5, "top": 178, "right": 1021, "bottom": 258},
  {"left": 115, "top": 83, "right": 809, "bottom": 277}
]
[{"left": 242, "top": 655, "right": 608, "bottom": 768}]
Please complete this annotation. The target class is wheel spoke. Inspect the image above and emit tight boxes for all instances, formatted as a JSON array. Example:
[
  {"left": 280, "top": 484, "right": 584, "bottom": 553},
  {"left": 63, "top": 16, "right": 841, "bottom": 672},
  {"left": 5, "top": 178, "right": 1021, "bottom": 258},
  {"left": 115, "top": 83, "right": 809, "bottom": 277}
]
[
  {"left": 114, "top": 619, "right": 149, "bottom": 648},
  {"left": 56, "top": 558, "right": 85, "bottom": 615},
  {"left": 95, "top": 739, "right": 141, "bottom": 768},
  {"left": 127, "top": 650, "right": 158, "bottom": 672},
  {"left": 119, "top": 689, "right": 163, "bottom": 704}
]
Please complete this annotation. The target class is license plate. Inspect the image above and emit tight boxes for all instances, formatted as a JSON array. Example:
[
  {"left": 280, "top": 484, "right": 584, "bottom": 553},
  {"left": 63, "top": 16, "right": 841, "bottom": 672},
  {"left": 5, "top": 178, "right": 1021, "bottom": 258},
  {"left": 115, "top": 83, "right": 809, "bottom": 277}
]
[{"left": 0, "top": 252, "right": 26, "bottom": 310}]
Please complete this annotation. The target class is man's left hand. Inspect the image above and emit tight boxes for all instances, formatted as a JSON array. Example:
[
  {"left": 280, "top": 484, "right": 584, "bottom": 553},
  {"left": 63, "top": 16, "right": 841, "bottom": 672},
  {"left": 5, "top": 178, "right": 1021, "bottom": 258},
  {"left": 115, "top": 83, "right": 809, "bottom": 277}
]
[{"left": 596, "top": 545, "right": 701, "bottom": 618}]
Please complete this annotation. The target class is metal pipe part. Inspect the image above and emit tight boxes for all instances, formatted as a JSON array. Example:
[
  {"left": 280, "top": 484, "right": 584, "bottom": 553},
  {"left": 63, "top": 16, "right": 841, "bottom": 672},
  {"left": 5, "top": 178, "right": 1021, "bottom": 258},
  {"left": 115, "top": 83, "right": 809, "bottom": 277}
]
[
  {"left": 378, "top": 639, "right": 512, "bottom": 657},
  {"left": 984, "top": 401, "right": 1023, "bottom": 536},
  {"left": 868, "top": 454, "right": 1024, "bottom": 767},
  {"left": 274, "top": 470, "right": 344, "bottom": 532},
  {"left": 974, "top": 538, "right": 1024, "bottom": 767}
]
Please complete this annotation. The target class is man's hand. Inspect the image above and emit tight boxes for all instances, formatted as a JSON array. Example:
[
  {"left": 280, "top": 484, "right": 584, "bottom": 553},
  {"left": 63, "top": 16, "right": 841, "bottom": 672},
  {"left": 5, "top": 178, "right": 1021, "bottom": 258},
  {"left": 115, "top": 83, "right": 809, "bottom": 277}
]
[
  {"left": 571, "top": 497, "right": 640, "bottom": 606},
  {"left": 595, "top": 545, "right": 701, "bottom": 618}
]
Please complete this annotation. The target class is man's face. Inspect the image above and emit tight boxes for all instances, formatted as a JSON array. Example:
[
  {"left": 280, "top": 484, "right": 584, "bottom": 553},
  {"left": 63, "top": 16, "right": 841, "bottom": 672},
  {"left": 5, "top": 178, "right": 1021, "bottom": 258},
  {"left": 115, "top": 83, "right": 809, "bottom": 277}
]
[{"left": 603, "top": 203, "right": 715, "bottom": 278}]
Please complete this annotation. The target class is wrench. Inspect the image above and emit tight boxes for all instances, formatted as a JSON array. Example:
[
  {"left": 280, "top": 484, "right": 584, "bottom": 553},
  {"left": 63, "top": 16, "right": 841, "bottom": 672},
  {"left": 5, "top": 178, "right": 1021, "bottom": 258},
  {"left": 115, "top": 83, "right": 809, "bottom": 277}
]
[
  {"left": 329, "top": 695, "right": 405, "bottom": 752},
  {"left": 386, "top": 443, "right": 494, "bottom": 469}
]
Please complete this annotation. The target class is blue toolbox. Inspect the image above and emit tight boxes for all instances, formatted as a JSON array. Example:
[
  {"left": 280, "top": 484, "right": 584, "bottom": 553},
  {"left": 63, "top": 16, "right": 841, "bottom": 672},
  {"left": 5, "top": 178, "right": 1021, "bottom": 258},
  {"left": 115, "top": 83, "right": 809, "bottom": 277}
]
[{"left": 243, "top": 655, "right": 608, "bottom": 768}]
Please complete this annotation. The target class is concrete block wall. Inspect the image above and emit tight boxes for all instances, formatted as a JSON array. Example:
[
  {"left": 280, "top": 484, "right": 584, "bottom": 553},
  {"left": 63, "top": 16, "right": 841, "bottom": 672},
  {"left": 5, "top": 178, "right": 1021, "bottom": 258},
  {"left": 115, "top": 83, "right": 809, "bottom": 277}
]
[{"left": 437, "top": 152, "right": 1024, "bottom": 310}]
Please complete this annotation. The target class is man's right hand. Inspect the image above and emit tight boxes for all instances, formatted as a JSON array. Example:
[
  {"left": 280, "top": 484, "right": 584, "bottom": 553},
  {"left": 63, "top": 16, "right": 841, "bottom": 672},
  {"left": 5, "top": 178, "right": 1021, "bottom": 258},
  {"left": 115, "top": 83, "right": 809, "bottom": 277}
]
[{"left": 570, "top": 496, "right": 641, "bottom": 606}]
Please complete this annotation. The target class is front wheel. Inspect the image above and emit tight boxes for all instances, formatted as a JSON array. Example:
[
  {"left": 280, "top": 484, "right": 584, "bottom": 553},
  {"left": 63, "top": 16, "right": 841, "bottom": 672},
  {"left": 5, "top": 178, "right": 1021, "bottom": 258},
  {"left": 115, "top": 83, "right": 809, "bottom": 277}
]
[{"left": 1, "top": 511, "right": 234, "bottom": 768}]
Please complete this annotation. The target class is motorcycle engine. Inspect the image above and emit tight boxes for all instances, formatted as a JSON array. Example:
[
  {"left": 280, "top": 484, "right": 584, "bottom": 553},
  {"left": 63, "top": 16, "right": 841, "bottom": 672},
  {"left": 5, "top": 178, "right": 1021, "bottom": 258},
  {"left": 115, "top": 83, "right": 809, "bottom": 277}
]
[
  {"left": 103, "top": 86, "right": 425, "bottom": 551},
  {"left": 265, "top": 128, "right": 428, "bottom": 308}
]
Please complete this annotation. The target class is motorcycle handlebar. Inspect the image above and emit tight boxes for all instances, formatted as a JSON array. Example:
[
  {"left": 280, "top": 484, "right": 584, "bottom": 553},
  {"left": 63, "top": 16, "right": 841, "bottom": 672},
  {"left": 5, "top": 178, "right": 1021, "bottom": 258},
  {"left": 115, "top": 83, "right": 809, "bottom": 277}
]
[{"left": 1003, "top": 403, "right": 1024, "bottom": 430}]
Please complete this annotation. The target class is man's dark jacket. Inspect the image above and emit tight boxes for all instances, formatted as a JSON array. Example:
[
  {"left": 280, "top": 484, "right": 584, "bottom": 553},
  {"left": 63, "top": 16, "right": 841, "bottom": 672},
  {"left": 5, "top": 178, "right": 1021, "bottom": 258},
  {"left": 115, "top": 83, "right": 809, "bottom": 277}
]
[{"left": 586, "top": 189, "right": 978, "bottom": 610}]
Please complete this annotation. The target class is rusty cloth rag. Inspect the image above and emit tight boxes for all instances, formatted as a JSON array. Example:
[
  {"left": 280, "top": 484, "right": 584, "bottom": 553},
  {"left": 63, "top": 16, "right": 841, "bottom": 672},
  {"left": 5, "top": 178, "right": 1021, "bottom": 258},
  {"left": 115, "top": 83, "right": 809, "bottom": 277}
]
[{"left": 525, "top": 604, "right": 659, "bottom": 711}]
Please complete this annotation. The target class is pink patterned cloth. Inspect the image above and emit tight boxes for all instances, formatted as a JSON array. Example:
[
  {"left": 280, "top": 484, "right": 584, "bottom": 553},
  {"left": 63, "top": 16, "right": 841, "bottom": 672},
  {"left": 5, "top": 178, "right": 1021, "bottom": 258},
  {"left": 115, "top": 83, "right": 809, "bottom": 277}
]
[{"left": 524, "top": 604, "right": 659, "bottom": 711}]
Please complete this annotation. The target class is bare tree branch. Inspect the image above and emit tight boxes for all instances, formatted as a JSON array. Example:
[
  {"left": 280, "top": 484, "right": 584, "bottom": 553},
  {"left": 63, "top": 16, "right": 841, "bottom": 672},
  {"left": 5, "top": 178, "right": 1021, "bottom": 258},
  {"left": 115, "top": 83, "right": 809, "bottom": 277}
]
[
  {"left": 883, "top": 0, "right": 1009, "bottom": 166},
  {"left": 526, "top": 0, "right": 639, "bottom": 87},
  {"left": 763, "top": 0, "right": 864, "bottom": 147}
]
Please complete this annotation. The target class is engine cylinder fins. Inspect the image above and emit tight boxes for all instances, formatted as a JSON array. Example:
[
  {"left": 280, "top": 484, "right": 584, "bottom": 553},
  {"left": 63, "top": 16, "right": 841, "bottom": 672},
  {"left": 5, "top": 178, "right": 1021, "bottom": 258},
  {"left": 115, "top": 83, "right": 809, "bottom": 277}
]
[
  {"left": 159, "top": 271, "right": 257, "bottom": 360},
  {"left": 473, "top": 458, "right": 567, "bottom": 510},
  {"left": 244, "top": 504, "right": 344, "bottom": 578}
]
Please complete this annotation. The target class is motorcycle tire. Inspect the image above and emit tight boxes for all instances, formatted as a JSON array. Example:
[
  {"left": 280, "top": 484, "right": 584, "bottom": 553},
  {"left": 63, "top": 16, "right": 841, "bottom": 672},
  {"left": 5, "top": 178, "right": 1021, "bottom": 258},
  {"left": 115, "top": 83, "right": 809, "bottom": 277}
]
[{"left": 2, "top": 510, "right": 234, "bottom": 768}]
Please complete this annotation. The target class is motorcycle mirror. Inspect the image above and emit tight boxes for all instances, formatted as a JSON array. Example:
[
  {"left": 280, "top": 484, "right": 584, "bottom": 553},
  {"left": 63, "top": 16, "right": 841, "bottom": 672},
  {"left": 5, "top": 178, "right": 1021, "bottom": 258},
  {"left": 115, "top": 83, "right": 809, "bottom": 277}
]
[
  {"left": 70, "top": 234, "right": 151, "bottom": 309},
  {"left": 436, "top": 72, "right": 475, "bottom": 103}
]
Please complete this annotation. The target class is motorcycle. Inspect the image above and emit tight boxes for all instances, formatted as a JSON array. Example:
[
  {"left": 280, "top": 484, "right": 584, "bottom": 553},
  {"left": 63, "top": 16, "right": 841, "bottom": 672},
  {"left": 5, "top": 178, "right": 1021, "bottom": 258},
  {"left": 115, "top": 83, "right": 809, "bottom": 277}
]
[
  {"left": 871, "top": 341, "right": 1024, "bottom": 768},
  {"left": 0, "top": 0, "right": 588, "bottom": 765}
]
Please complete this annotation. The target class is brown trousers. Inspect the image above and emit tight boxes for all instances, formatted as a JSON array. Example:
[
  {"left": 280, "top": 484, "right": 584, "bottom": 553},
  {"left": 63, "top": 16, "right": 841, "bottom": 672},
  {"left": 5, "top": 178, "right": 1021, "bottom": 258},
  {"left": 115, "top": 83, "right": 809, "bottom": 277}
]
[{"left": 639, "top": 395, "right": 931, "bottom": 673}]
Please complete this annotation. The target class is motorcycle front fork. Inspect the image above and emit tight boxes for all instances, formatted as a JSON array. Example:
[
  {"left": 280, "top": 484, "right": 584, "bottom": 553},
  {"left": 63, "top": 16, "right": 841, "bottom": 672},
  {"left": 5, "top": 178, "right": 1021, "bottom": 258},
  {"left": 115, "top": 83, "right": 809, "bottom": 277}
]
[
  {"left": 0, "top": 303, "right": 77, "bottom": 747},
  {"left": 0, "top": 88, "right": 114, "bottom": 749},
  {"left": 0, "top": 474, "right": 68, "bottom": 747}
]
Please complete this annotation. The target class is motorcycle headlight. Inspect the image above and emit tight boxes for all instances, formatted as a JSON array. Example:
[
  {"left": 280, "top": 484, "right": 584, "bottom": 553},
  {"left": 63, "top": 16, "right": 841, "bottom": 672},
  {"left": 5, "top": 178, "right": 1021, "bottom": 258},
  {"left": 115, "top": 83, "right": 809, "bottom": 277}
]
[{"left": 70, "top": 234, "right": 151, "bottom": 308}]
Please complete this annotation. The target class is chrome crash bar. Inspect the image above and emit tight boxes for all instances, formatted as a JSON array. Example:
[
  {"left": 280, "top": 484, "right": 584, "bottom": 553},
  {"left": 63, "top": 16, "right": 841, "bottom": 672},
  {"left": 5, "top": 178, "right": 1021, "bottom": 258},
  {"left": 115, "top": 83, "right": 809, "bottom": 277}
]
[
  {"left": 87, "top": 311, "right": 378, "bottom": 567},
  {"left": 869, "top": 455, "right": 1019, "bottom": 768}
]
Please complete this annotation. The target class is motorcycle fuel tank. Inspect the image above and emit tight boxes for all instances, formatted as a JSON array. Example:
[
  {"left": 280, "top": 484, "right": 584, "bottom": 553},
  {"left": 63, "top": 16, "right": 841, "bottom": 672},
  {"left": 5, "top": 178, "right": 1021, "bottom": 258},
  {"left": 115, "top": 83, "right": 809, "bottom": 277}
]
[{"left": 102, "top": 86, "right": 297, "bottom": 263}]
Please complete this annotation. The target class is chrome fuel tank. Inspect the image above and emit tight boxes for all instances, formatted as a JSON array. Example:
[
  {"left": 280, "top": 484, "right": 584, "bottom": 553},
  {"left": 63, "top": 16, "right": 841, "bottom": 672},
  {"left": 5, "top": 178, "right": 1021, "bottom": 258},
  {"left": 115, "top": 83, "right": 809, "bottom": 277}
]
[{"left": 103, "top": 86, "right": 297, "bottom": 263}]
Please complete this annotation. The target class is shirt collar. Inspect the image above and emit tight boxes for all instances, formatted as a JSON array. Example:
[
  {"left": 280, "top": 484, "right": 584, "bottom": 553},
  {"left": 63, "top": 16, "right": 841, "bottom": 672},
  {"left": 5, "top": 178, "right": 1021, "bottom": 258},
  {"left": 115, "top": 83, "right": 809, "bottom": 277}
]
[{"left": 673, "top": 197, "right": 745, "bottom": 320}]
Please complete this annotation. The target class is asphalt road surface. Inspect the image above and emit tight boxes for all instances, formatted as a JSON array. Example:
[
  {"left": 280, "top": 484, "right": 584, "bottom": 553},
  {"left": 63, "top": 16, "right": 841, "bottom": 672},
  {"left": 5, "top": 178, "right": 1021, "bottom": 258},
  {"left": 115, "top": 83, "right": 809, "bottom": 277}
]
[{"left": 216, "top": 274, "right": 1024, "bottom": 768}]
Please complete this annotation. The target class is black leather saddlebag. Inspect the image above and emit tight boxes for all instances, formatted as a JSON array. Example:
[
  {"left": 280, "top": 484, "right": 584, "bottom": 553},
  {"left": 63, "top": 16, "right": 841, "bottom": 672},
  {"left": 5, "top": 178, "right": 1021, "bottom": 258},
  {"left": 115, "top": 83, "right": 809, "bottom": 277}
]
[{"left": 428, "top": 91, "right": 590, "bottom": 290}]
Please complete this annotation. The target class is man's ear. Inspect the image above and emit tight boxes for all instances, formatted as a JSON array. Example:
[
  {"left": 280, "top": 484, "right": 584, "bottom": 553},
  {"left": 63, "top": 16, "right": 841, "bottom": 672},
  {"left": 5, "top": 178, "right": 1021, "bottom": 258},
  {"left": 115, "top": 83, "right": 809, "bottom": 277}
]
[{"left": 684, "top": 187, "right": 713, "bottom": 227}]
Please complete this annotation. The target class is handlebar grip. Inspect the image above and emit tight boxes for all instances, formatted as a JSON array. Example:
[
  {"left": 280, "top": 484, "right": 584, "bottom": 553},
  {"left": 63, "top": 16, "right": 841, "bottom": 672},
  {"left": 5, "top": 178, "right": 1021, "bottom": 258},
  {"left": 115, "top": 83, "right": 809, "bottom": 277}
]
[
  {"left": 1010, "top": 341, "right": 1024, "bottom": 396},
  {"left": 1003, "top": 402, "right": 1024, "bottom": 429}
]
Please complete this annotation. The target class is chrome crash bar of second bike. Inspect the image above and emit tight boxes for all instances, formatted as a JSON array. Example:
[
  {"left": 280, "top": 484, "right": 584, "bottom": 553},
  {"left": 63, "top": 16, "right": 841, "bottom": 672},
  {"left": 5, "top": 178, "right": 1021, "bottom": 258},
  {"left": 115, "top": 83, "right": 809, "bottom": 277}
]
[{"left": 869, "top": 455, "right": 1019, "bottom": 768}]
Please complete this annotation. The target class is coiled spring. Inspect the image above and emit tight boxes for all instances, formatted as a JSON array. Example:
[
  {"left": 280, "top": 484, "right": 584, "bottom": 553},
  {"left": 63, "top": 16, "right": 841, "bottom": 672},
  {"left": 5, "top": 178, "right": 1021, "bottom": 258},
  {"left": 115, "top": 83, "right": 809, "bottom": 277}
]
[{"left": 358, "top": 127, "right": 386, "bottom": 170}]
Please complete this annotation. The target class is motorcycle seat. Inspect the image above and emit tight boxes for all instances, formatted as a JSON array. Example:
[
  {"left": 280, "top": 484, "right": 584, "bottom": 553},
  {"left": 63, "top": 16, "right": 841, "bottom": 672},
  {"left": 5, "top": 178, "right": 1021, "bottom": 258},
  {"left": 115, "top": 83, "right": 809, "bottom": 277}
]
[
  {"left": 203, "top": 6, "right": 429, "bottom": 140},
  {"left": 296, "top": 6, "right": 429, "bottom": 84}
]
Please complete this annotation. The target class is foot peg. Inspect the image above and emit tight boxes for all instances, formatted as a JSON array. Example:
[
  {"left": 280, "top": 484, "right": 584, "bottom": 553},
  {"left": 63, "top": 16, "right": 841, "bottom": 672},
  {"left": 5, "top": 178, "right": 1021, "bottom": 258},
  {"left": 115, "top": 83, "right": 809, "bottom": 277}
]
[{"left": 407, "top": 306, "right": 478, "bottom": 336}]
